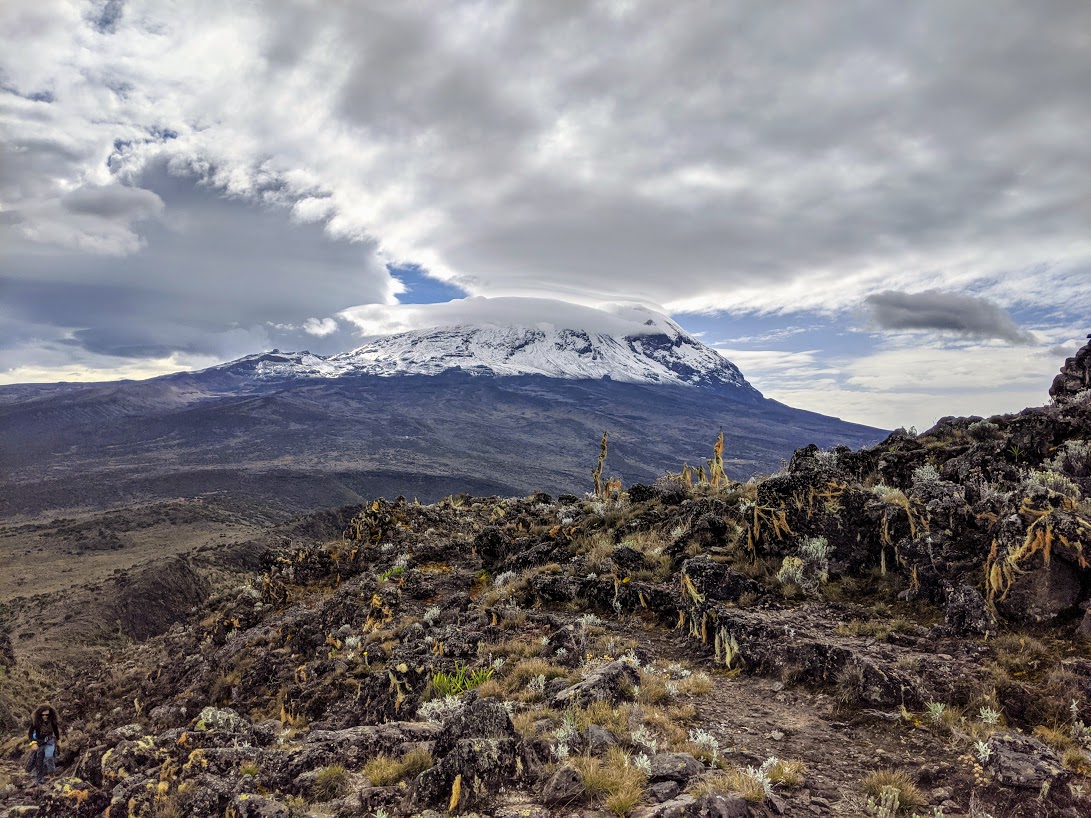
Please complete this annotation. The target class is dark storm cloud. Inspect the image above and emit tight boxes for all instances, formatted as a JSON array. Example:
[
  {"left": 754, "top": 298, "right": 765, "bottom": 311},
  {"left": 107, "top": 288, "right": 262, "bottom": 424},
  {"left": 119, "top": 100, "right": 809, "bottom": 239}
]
[
  {"left": 865, "top": 290, "right": 1036, "bottom": 344},
  {"left": 0, "top": 162, "right": 394, "bottom": 364}
]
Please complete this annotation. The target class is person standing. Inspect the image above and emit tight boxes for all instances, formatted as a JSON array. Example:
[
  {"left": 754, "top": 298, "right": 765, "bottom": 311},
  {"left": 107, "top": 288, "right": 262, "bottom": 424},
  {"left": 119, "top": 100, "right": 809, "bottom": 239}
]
[{"left": 27, "top": 705, "right": 62, "bottom": 785}]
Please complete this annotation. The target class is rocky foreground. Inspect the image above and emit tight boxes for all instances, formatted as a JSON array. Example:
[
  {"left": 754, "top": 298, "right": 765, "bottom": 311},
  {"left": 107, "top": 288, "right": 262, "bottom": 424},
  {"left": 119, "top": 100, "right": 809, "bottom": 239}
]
[{"left": 1, "top": 343, "right": 1091, "bottom": 818}]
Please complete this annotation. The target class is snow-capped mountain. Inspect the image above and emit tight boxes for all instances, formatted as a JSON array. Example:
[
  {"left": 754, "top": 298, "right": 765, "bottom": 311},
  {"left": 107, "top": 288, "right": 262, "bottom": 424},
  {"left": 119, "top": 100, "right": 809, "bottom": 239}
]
[
  {"left": 207, "top": 311, "right": 755, "bottom": 394},
  {"left": 0, "top": 299, "right": 886, "bottom": 519}
]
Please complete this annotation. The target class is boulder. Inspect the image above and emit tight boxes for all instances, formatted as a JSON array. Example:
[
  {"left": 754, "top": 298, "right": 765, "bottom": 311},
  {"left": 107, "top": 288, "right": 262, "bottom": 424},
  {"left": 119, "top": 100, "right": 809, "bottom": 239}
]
[
  {"left": 225, "top": 794, "right": 290, "bottom": 818},
  {"left": 649, "top": 752, "right": 703, "bottom": 783},
  {"left": 431, "top": 698, "right": 517, "bottom": 758},
  {"left": 942, "top": 582, "right": 996, "bottom": 635},
  {"left": 552, "top": 660, "right": 640, "bottom": 708},
  {"left": 542, "top": 764, "right": 584, "bottom": 805},
  {"left": 680, "top": 557, "right": 760, "bottom": 603},
  {"left": 692, "top": 792, "right": 751, "bottom": 818},
  {"left": 403, "top": 737, "right": 529, "bottom": 811},
  {"left": 1050, "top": 336, "right": 1091, "bottom": 403},
  {"left": 984, "top": 732, "right": 1069, "bottom": 789},
  {"left": 631, "top": 794, "right": 697, "bottom": 818},
  {"left": 999, "top": 560, "right": 1082, "bottom": 624},
  {"left": 582, "top": 724, "right": 618, "bottom": 754},
  {"left": 648, "top": 780, "right": 682, "bottom": 802}
]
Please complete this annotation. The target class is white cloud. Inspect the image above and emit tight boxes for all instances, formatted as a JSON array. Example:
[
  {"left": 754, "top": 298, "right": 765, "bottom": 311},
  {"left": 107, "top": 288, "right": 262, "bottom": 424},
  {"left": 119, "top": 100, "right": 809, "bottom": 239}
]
[
  {"left": 2, "top": 0, "right": 1089, "bottom": 316},
  {"left": 717, "top": 335, "right": 1078, "bottom": 430},
  {"left": 338, "top": 297, "right": 678, "bottom": 339},
  {"left": 302, "top": 317, "right": 339, "bottom": 337}
]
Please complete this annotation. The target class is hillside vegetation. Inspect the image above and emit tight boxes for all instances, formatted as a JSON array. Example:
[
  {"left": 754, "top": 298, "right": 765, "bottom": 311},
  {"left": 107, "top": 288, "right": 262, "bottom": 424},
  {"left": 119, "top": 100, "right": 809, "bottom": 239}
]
[{"left": 1, "top": 341, "right": 1090, "bottom": 817}]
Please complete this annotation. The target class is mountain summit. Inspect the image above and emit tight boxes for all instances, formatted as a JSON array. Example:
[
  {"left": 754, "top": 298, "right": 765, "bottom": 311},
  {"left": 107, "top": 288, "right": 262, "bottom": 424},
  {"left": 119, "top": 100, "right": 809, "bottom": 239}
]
[{"left": 214, "top": 306, "right": 753, "bottom": 394}]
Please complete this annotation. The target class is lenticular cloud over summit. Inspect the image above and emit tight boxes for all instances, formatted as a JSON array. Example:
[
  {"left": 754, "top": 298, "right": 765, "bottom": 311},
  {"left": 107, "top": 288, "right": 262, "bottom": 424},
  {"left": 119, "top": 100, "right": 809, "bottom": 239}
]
[{"left": 338, "top": 298, "right": 682, "bottom": 341}]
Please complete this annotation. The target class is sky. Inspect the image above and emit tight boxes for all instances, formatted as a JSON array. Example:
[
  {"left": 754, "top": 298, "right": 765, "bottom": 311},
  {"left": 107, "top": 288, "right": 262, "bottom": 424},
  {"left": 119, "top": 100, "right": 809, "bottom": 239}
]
[{"left": 1, "top": 0, "right": 1089, "bottom": 431}]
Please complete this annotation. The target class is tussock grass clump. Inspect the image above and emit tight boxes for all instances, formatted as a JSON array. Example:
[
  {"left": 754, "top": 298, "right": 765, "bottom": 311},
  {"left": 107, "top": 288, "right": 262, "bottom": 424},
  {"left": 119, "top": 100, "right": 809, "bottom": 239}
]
[
  {"left": 1033, "top": 724, "right": 1076, "bottom": 753},
  {"left": 636, "top": 669, "right": 670, "bottom": 705},
  {"left": 363, "top": 754, "right": 404, "bottom": 786},
  {"left": 570, "top": 746, "right": 647, "bottom": 815},
  {"left": 690, "top": 767, "right": 767, "bottom": 802},
  {"left": 860, "top": 768, "right": 924, "bottom": 811},
  {"left": 503, "top": 658, "right": 571, "bottom": 694},
  {"left": 1062, "top": 746, "right": 1091, "bottom": 776},
  {"left": 512, "top": 707, "right": 559, "bottom": 737},
  {"left": 472, "top": 678, "right": 504, "bottom": 699},
  {"left": 992, "top": 632, "right": 1052, "bottom": 678},
  {"left": 767, "top": 757, "right": 806, "bottom": 787},
  {"left": 677, "top": 671, "right": 713, "bottom": 696},
  {"left": 640, "top": 704, "right": 687, "bottom": 746},
  {"left": 483, "top": 635, "right": 543, "bottom": 660},
  {"left": 312, "top": 764, "right": 350, "bottom": 800},
  {"left": 364, "top": 748, "right": 433, "bottom": 786},
  {"left": 572, "top": 700, "right": 632, "bottom": 735}
]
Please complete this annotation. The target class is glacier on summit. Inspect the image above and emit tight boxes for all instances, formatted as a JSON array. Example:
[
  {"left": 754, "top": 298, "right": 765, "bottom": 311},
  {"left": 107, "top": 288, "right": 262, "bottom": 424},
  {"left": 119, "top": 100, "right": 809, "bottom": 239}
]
[{"left": 211, "top": 300, "right": 756, "bottom": 393}]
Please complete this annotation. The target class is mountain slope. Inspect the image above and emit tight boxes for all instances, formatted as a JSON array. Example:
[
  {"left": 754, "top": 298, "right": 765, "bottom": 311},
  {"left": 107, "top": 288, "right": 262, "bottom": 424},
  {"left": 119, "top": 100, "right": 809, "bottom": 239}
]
[{"left": 0, "top": 313, "right": 884, "bottom": 517}]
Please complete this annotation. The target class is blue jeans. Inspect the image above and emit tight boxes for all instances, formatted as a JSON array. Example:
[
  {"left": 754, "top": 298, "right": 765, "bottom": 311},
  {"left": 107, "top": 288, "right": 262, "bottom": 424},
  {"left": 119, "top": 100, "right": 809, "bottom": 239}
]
[{"left": 34, "top": 737, "right": 55, "bottom": 782}]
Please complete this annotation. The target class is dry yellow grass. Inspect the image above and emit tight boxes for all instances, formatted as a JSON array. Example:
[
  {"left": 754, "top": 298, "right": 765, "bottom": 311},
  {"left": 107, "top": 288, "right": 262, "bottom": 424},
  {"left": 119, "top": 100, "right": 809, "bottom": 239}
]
[
  {"left": 363, "top": 747, "right": 433, "bottom": 786},
  {"left": 481, "top": 635, "right": 543, "bottom": 660},
  {"left": 503, "top": 658, "right": 572, "bottom": 694},
  {"left": 512, "top": 707, "right": 559, "bottom": 737},
  {"left": 641, "top": 704, "right": 687, "bottom": 746},
  {"left": 572, "top": 700, "right": 632, "bottom": 734},
  {"left": 861, "top": 768, "right": 924, "bottom": 810},
  {"left": 570, "top": 747, "right": 647, "bottom": 816},
  {"left": 767, "top": 758, "right": 806, "bottom": 787},
  {"left": 636, "top": 670, "right": 670, "bottom": 705},
  {"left": 1032, "top": 724, "right": 1076, "bottom": 753},
  {"left": 690, "top": 767, "right": 767, "bottom": 802},
  {"left": 1063, "top": 747, "right": 1091, "bottom": 777}
]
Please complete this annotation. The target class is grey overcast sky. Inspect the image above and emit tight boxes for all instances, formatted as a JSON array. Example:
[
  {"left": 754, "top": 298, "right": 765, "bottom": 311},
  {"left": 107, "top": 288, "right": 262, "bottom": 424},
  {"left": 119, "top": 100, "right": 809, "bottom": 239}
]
[{"left": 1, "top": 0, "right": 1089, "bottom": 430}]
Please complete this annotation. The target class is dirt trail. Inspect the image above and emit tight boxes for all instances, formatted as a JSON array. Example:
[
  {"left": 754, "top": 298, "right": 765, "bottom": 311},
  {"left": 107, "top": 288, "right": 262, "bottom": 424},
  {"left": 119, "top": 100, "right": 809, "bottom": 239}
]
[{"left": 624, "top": 624, "right": 971, "bottom": 817}]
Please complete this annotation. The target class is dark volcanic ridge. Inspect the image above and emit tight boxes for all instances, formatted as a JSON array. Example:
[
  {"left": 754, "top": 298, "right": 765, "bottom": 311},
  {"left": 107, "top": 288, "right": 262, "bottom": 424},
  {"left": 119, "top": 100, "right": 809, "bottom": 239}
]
[{"left": 0, "top": 338, "right": 1090, "bottom": 817}]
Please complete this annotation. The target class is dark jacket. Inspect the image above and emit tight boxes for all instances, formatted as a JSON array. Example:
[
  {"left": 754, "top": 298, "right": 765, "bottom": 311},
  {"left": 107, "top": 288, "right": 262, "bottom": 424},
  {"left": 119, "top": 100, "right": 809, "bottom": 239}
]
[{"left": 28, "top": 713, "right": 61, "bottom": 744}]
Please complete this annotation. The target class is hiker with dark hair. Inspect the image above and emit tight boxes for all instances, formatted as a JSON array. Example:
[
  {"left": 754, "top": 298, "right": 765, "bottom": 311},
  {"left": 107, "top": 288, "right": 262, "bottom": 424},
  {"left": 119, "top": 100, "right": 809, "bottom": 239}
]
[{"left": 27, "top": 704, "right": 62, "bottom": 784}]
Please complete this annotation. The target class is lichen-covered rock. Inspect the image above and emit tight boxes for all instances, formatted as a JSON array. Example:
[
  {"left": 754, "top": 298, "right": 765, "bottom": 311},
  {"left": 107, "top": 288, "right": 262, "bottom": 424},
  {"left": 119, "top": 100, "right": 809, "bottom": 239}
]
[
  {"left": 226, "top": 793, "right": 291, "bottom": 818},
  {"left": 582, "top": 724, "right": 618, "bottom": 754},
  {"left": 100, "top": 735, "right": 159, "bottom": 783},
  {"left": 194, "top": 706, "right": 248, "bottom": 734},
  {"left": 431, "top": 698, "right": 517, "bottom": 758},
  {"left": 630, "top": 793, "right": 698, "bottom": 818},
  {"left": 984, "top": 732, "right": 1069, "bottom": 789},
  {"left": 649, "top": 779, "right": 682, "bottom": 802},
  {"left": 277, "top": 722, "right": 439, "bottom": 785},
  {"left": 691, "top": 792, "right": 750, "bottom": 818},
  {"left": 552, "top": 660, "right": 639, "bottom": 708},
  {"left": 403, "top": 737, "right": 529, "bottom": 811},
  {"left": 942, "top": 582, "right": 996, "bottom": 635}
]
